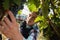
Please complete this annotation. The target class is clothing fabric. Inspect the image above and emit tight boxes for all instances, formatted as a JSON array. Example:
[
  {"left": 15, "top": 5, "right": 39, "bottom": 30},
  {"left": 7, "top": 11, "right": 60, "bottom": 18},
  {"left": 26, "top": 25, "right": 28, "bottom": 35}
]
[{"left": 20, "top": 21, "right": 39, "bottom": 40}]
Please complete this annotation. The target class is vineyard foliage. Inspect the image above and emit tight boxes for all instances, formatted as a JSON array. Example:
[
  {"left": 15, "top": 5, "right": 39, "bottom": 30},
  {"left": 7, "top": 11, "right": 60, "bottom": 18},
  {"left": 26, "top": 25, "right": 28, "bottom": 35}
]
[{"left": 0, "top": 0, "right": 60, "bottom": 40}]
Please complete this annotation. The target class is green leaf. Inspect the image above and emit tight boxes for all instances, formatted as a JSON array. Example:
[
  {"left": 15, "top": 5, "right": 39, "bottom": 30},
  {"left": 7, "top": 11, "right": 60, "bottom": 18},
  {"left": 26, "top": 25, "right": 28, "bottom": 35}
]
[
  {"left": 39, "top": 21, "right": 48, "bottom": 30},
  {"left": 34, "top": 16, "right": 44, "bottom": 22},
  {"left": 13, "top": 0, "right": 21, "bottom": 6},
  {"left": 28, "top": 0, "right": 40, "bottom": 6},
  {"left": 28, "top": 4, "right": 37, "bottom": 12},
  {"left": 27, "top": 0, "right": 40, "bottom": 12},
  {"left": 41, "top": 0, "right": 49, "bottom": 18},
  {"left": 18, "top": 10, "right": 22, "bottom": 15},
  {"left": 3, "top": 0, "right": 10, "bottom": 10}
]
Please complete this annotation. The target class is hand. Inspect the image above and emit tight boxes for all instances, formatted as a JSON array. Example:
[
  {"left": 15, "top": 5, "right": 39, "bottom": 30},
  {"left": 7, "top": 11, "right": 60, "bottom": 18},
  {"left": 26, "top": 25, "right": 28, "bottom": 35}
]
[{"left": 0, "top": 10, "right": 23, "bottom": 40}]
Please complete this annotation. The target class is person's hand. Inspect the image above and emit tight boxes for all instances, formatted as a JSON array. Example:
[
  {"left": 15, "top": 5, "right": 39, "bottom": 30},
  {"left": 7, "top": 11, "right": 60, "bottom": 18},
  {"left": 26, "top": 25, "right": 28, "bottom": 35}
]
[{"left": 0, "top": 10, "right": 23, "bottom": 40}]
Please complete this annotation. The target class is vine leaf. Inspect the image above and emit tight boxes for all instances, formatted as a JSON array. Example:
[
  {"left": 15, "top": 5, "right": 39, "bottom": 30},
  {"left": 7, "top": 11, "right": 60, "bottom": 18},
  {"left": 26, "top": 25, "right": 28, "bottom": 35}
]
[
  {"left": 13, "top": 0, "right": 21, "bottom": 6},
  {"left": 3, "top": 0, "right": 9, "bottom": 10}
]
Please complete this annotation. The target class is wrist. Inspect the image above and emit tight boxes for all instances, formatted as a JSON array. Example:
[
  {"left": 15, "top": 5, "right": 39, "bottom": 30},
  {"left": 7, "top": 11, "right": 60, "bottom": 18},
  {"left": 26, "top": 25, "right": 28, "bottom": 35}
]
[{"left": 10, "top": 33, "right": 23, "bottom": 40}]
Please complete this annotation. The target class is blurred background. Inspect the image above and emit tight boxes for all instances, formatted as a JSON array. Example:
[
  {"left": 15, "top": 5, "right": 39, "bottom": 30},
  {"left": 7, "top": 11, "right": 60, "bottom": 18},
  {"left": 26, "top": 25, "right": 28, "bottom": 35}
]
[{"left": 0, "top": 0, "right": 60, "bottom": 40}]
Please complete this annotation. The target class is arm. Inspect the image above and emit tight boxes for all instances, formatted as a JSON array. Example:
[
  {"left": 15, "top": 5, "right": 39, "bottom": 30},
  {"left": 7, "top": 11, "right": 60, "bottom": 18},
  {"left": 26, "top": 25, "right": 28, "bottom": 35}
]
[
  {"left": 10, "top": 33, "right": 23, "bottom": 40},
  {"left": 0, "top": 10, "right": 23, "bottom": 40}
]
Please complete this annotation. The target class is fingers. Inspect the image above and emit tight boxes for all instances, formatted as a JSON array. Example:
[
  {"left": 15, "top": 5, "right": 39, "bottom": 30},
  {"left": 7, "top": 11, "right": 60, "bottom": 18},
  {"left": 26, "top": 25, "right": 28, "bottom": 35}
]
[
  {"left": 0, "top": 21, "right": 10, "bottom": 36},
  {"left": 0, "top": 22, "right": 4, "bottom": 31},
  {"left": 6, "top": 10, "right": 16, "bottom": 23},
  {"left": 0, "top": 25, "right": 2, "bottom": 31},
  {"left": 1, "top": 21, "right": 8, "bottom": 28},
  {"left": 0, "top": 21, "right": 7, "bottom": 31},
  {"left": 0, "top": 25, "right": 12, "bottom": 39},
  {"left": 0, "top": 25, "right": 5, "bottom": 32},
  {"left": 4, "top": 17, "right": 12, "bottom": 27}
]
